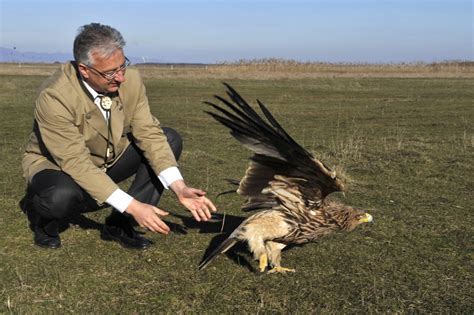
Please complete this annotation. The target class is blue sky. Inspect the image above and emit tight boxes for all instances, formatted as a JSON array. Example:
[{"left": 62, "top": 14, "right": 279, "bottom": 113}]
[{"left": 0, "top": 0, "right": 472, "bottom": 63}]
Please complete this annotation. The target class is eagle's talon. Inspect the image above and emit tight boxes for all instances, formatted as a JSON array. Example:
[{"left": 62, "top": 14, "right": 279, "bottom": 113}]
[
  {"left": 268, "top": 266, "right": 296, "bottom": 274},
  {"left": 259, "top": 254, "right": 268, "bottom": 272}
]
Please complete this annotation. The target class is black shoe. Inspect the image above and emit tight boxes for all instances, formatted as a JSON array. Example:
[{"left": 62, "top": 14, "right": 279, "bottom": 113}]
[
  {"left": 20, "top": 193, "right": 61, "bottom": 249},
  {"left": 32, "top": 217, "right": 61, "bottom": 249},
  {"left": 101, "top": 222, "right": 153, "bottom": 249},
  {"left": 34, "top": 226, "right": 61, "bottom": 249}
]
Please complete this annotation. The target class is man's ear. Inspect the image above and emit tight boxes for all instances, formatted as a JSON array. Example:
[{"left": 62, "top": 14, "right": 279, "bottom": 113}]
[{"left": 78, "top": 64, "right": 90, "bottom": 79}]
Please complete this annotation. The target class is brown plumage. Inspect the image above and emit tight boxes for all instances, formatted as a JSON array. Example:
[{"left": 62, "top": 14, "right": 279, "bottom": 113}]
[{"left": 199, "top": 83, "right": 373, "bottom": 273}]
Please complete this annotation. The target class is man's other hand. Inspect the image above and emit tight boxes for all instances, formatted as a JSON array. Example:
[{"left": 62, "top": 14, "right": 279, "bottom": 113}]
[
  {"left": 170, "top": 180, "right": 217, "bottom": 222},
  {"left": 125, "top": 199, "right": 170, "bottom": 234}
]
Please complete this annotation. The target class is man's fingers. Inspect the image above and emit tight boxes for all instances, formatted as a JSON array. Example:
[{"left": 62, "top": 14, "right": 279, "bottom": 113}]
[
  {"left": 151, "top": 212, "right": 170, "bottom": 233},
  {"left": 191, "top": 205, "right": 211, "bottom": 221},
  {"left": 203, "top": 197, "right": 217, "bottom": 212},
  {"left": 176, "top": 188, "right": 217, "bottom": 223},
  {"left": 200, "top": 204, "right": 212, "bottom": 220},
  {"left": 144, "top": 221, "right": 160, "bottom": 233},
  {"left": 191, "top": 211, "right": 201, "bottom": 222},
  {"left": 154, "top": 224, "right": 169, "bottom": 235},
  {"left": 139, "top": 207, "right": 170, "bottom": 234},
  {"left": 187, "top": 197, "right": 215, "bottom": 221},
  {"left": 153, "top": 207, "right": 169, "bottom": 217},
  {"left": 156, "top": 219, "right": 170, "bottom": 234},
  {"left": 146, "top": 217, "right": 170, "bottom": 234},
  {"left": 196, "top": 208, "right": 207, "bottom": 221},
  {"left": 196, "top": 197, "right": 215, "bottom": 219}
]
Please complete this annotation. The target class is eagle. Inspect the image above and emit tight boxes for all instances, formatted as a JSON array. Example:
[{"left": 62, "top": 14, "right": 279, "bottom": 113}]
[{"left": 199, "top": 83, "right": 373, "bottom": 273}]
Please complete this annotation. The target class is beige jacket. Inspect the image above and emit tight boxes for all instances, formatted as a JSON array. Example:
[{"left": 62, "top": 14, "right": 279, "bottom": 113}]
[{"left": 22, "top": 62, "right": 177, "bottom": 203}]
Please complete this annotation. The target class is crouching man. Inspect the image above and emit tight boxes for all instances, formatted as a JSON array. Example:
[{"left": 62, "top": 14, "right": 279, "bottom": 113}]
[{"left": 20, "top": 23, "right": 216, "bottom": 249}]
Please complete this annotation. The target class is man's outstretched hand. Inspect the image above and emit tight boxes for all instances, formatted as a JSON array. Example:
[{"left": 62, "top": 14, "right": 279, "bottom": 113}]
[
  {"left": 125, "top": 180, "right": 217, "bottom": 234},
  {"left": 125, "top": 199, "right": 170, "bottom": 234},
  {"left": 170, "top": 180, "right": 217, "bottom": 222}
]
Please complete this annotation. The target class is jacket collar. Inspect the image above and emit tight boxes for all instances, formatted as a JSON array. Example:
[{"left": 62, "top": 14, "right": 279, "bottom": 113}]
[{"left": 70, "top": 62, "right": 124, "bottom": 142}]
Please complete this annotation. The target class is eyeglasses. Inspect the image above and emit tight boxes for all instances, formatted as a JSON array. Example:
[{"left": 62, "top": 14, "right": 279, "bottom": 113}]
[{"left": 87, "top": 57, "right": 131, "bottom": 80}]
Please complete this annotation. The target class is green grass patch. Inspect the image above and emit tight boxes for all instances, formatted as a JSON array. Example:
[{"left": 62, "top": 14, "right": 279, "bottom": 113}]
[{"left": 0, "top": 73, "right": 473, "bottom": 313}]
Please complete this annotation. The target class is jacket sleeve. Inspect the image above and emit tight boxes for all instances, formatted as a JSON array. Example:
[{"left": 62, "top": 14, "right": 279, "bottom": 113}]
[
  {"left": 127, "top": 72, "right": 178, "bottom": 175},
  {"left": 35, "top": 89, "right": 119, "bottom": 203}
]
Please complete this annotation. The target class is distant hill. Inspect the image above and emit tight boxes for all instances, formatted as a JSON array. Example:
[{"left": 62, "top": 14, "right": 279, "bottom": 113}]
[
  {"left": 0, "top": 47, "right": 165, "bottom": 64},
  {"left": 0, "top": 47, "right": 73, "bottom": 63}
]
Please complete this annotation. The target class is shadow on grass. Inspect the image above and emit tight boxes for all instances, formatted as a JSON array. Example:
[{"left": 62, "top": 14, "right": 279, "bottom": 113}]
[
  {"left": 65, "top": 213, "right": 189, "bottom": 236},
  {"left": 66, "top": 211, "right": 257, "bottom": 273},
  {"left": 19, "top": 195, "right": 189, "bottom": 236},
  {"left": 169, "top": 211, "right": 256, "bottom": 272},
  {"left": 20, "top": 194, "right": 255, "bottom": 271}
]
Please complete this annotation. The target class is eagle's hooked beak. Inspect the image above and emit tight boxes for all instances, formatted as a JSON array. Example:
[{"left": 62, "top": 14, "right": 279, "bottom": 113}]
[{"left": 359, "top": 213, "right": 373, "bottom": 223}]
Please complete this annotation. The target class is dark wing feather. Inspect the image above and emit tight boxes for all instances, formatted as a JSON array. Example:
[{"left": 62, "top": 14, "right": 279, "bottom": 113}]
[
  {"left": 205, "top": 83, "right": 344, "bottom": 213},
  {"left": 198, "top": 237, "right": 238, "bottom": 270}
]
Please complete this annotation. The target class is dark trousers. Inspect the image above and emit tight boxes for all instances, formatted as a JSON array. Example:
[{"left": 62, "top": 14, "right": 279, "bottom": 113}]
[{"left": 25, "top": 127, "right": 182, "bottom": 234}]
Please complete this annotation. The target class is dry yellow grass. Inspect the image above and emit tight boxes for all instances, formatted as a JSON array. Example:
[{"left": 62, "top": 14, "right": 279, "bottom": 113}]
[{"left": 1, "top": 60, "right": 473, "bottom": 79}]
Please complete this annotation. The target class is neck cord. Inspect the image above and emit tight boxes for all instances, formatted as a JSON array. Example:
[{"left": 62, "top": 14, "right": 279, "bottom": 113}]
[{"left": 100, "top": 96, "right": 114, "bottom": 168}]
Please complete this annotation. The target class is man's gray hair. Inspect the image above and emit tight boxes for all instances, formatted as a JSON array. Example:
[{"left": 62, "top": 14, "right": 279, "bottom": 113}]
[{"left": 73, "top": 23, "right": 126, "bottom": 66}]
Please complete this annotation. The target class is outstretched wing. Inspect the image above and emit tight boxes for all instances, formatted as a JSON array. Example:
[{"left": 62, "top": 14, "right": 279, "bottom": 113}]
[{"left": 204, "top": 83, "right": 344, "bottom": 213}]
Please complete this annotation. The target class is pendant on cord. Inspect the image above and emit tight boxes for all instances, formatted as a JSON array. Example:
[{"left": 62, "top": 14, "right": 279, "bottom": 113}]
[{"left": 100, "top": 96, "right": 113, "bottom": 111}]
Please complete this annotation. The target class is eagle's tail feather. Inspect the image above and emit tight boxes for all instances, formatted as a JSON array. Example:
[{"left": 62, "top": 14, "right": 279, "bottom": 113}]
[
  {"left": 216, "top": 178, "right": 240, "bottom": 198},
  {"left": 198, "top": 237, "right": 238, "bottom": 270},
  {"left": 216, "top": 189, "right": 237, "bottom": 198},
  {"left": 224, "top": 178, "right": 241, "bottom": 186}
]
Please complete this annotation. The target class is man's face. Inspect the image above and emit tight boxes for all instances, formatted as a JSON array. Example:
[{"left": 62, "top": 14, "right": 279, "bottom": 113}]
[{"left": 78, "top": 49, "right": 126, "bottom": 94}]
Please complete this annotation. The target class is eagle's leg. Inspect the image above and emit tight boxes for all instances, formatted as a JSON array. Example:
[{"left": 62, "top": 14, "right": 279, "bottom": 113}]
[
  {"left": 265, "top": 241, "right": 295, "bottom": 274},
  {"left": 259, "top": 254, "right": 268, "bottom": 272},
  {"left": 248, "top": 237, "right": 268, "bottom": 272}
]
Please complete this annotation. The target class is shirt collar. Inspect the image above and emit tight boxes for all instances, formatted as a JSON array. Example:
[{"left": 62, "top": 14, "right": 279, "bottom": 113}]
[{"left": 82, "top": 79, "right": 102, "bottom": 99}]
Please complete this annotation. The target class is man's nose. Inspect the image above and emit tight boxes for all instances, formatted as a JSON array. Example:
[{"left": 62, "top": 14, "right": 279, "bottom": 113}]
[{"left": 114, "top": 70, "right": 125, "bottom": 82}]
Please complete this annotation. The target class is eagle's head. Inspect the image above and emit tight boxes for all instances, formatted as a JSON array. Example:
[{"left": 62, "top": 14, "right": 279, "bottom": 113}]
[
  {"left": 323, "top": 200, "right": 373, "bottom": 231},
  {"left": 341, "top": 208, "right": 373, "bottom": 231}
]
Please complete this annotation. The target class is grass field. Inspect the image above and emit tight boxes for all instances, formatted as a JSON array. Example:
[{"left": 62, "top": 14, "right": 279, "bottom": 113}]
[{"left": 0, "top": 63, "right": 473, "bottom": 313}]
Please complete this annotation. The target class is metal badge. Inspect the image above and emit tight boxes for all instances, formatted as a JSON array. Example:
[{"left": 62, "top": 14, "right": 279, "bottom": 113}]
[{"left": 100, "top": 96, "right": 113, "bottom": 110}]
